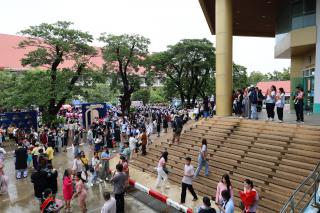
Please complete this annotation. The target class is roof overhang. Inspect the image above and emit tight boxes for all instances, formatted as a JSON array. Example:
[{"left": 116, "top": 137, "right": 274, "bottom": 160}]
[{"left": 199, "top": 0, "right": 288, "bottom": 37}]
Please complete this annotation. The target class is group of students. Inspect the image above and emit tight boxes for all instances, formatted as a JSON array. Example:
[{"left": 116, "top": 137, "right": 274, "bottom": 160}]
[{"left": 233, "top": 85, "right": 305, "bottom": 123}]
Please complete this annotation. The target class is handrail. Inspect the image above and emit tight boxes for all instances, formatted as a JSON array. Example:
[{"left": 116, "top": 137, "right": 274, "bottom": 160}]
[{"left": 280, "top": 161, "right": 320, "bottom": 213}]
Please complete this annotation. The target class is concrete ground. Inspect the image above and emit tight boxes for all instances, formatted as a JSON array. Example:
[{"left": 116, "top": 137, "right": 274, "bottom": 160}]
[
  {"left": 0, "top": 145, "right": 160, "bottom": 213},
  {"left": 231, "top": 104, "right": 320, "bottom": 126}
]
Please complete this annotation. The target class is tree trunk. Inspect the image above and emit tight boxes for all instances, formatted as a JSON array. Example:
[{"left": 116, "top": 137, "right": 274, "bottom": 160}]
[
  {"left": 186, "top": 97, "right": 191, "bottom": 109},
  {"left": 192, "top": 95, "right": 196, "bottom": 107}
]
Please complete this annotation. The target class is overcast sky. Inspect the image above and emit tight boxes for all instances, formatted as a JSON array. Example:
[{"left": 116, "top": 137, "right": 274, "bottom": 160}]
[{"left": 1, "top": 0, "right": 290, "bottom": 73}]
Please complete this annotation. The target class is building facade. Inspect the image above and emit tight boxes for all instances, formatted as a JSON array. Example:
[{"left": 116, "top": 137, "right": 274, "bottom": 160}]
[{"left": 199, "top": 0, "right": 320, "bottom": 115}]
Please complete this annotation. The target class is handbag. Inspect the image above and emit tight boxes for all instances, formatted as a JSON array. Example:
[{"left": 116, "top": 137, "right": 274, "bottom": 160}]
[{"left": 163, "top": 167, "right": 169, "bottom": 175}]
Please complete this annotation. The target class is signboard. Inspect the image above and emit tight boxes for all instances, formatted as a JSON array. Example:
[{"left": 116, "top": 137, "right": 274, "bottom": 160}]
[
  {"left": 0, "top": 111, "right": 38, "bottom": 130},
  {"left": 81, "top": 103, "right": 107, "bottom": 128}
]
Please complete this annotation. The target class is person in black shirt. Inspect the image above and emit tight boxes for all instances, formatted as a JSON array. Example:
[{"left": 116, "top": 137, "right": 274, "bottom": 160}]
[
  {"left": 171, "top": 115, "right": 183, "bottom": 144},
  {"left": 15, "top": 143, "right": 28, "bottom": 179}
]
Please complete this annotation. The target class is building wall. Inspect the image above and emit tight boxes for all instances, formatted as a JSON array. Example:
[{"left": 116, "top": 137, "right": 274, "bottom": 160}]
[{"left": 290, "top": 49, "right": 316, "bottom": 109}]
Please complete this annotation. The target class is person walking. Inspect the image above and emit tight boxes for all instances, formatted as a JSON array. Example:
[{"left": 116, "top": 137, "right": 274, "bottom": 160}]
[
  {"left": 194, "top": 139, "right": 209, "bottom": 177},
  {"left": 111, "top": 164, "right": 127, "bottom": 213},
  {"left": 0, "top": 146, "right": 6, "bottom": 163},
  {"left": 156, "top": 151, "right": 170, "bottom": 189},
  {"left": 156, "top": 116, "right": 161, "bottom": 137},
  {"left": 101, "top": 191, "right": 116, "bottom": 213},
  {"left": 265, "top": 85, "right": 276, "bottom": 121},
  {"left": 100, "top": 146, "right": 111, "bottom": 181},
  {"left": 294, "top": 86, "right": 304, "bottom": 123},
  {"left": 171, "top": 114, "right": 183, "bottom": 144},
  {"left": 62, "top": 169, "right": 73, "bottom": 213},
  {"left": 0, "top": 162, "right": 8, "bottom": 195},
  {"left": 128, "top": 133, "right": 137, "bottom": 160},
  {"left": 73, "top": 172, "right": 88, "bottom": 213},
  {"left": 276, "top": 88, "right": 286, "bottom": 123},
  {"left": 72, "top": 153, "right": 84, "bottom": 176},
  {"left": 45, "top": 144, "right": 54, "bottom": 165},
  {"left": 140, "top": 129, "right": 148, "bottom": 156},
  {"left": 87, "top": 126, "right": 94, "bottom": 150},
  {"left": 91, "top": 152, "right": 102, "bottom": 186},
  {"left": 15, "top": 143, "right": 28, "bottom": 179},
  {"left": 163, "top": 114, "right": 168, "bottom": 133},
  {"left": 73, "top": 130, "right": 81, "bottom": 158},
  {"left": 180, "top": 157, "right": 198, "bottom": 204},
  {"left": 47, "top": 164, "right": 58, "bottom": 198}
]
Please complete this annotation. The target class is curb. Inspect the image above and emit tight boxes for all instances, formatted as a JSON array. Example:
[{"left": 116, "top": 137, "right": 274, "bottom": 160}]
[{"left": 128, "top": 178, "right": 193, "bottom": 213}]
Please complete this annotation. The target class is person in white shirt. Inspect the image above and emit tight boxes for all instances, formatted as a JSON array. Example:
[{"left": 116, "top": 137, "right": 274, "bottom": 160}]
[
  {"left": 180, "top": 157, "right": 198, "bottom": 204},
  {"left": 101, "top": 191, "right": 116, "bottom": 213},
  {"left": 194, "top": 139, "right": 209, "bottom": 177},
  {"left": 147, "top": 122, "right": 153, "bottom": 144},
  {"left": 128, "top": 133, "right": 137, "bottom": 160},
  {"left": 156, "top": 151, "right": 169, "bottom": 188},
  {"left": 0, "top": 147, "right": 6, "bottom": 163}
]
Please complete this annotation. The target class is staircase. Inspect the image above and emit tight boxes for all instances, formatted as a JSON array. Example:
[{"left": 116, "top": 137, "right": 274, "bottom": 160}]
[{"left": 131, "top": 117, "right": 320, "bottom": 213}]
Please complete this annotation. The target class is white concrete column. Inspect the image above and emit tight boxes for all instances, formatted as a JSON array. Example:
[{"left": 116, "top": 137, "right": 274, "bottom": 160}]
[{"left": 314, "top": 0, "right": 320, "bottom": 113}]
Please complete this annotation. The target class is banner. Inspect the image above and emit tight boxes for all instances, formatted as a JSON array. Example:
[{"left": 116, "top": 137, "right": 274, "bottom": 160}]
[{"left": 0, "top": 111, "right": 38, "bottom": 130}]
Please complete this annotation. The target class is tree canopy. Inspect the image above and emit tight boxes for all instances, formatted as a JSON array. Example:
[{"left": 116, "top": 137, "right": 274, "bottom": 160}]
[
  {"left": 248, "top": 68, "right": 291, "bottom": 86},
  {"left": 19, "top": 21, "right": 97, "bottom": 123},
  {"left": 148, "top": 38, "right": 215, "bottom": 107},
  {"left": 99, "top": 34, "right": 150, "bottom": 115}
]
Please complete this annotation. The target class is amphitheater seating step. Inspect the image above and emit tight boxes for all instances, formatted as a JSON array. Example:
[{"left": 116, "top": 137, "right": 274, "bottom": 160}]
[{"left": 131, "top": 117, "right": 320, "bottom": 212}]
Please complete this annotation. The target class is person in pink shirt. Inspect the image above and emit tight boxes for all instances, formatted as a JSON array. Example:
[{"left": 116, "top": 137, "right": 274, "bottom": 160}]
[
  {"left": 156, "top": 151, "right": 169, "bottom": 188},
  {"left": 72, "top": 172, "right": 88, "bottom": 213},
  {"left": 215, "top": 174, "right": 234, "bottom": 205},
  {"left": 62, "top": 169, "right": 73, "bottom": 213},
  {"left": 0, "top": 162, "right": 8, "bottom": 195}
]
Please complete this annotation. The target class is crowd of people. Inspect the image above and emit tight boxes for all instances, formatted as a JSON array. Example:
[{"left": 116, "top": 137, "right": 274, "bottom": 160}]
[
  {"left": 0, "top": 105, "right": 193, "bottom": 213},
  {"left": 232, "top": 85, "right": 305, "bottom": 123},
  {"left": 0, "top": 86, "right": 308, "bottom": 213}
]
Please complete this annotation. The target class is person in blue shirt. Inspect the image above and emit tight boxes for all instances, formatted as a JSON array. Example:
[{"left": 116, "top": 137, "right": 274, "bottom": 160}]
[
  {"left": 218, "top": 190, "right": 234, "bottom": 213},
  {"left": 120, "top": 142, "right": 131, "bottom": 160},
  {"left": 100, "top": 146, "right": 111, "bottom": 181}
]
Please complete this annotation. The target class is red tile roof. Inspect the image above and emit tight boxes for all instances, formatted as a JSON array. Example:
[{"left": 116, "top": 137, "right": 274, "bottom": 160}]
[
  {"left": 256, "top": 81, "right": 291, "bottom": 96},
  {"left": 0, "top": 33, "right": 145, "bottom": 75}
]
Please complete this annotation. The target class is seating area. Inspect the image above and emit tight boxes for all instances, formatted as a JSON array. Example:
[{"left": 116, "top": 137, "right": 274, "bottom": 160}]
[{"left": 131, "top": 117, "right": 320, "bottom": 213}]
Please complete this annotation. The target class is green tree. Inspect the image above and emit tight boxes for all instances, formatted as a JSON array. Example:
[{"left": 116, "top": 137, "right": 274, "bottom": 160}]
[
  {"left": 233, "top": 64, "right": 248, "bottom": 89},
  {"left": 0, "top": 70, "right": 103, "bottom": 114},
  {"left": 148, "top": 38, "right": 215, "bottom": 107},
  {"left": 19, "top": 21, "right": 97, "bottom": 123},
  {"left": 248, "top": 71, "right": 267, "bottom": 86},
  {"left": 99, "top": 34, "right": 150, "bottom": 115},
  {"left": 280, "top": 67, "right": 290, "bottom": 80},
  {"left": 132, "top": 89, "right": 150, "bottom": 105},
  {"left": 266, "top": 68, "right": 291, "bottom": 81},
  {"left": 82, "top": 83, "right": 119, "bottom": 103},
  {"left": 150, "top": 88, "right": 167, "bottom": 104}
]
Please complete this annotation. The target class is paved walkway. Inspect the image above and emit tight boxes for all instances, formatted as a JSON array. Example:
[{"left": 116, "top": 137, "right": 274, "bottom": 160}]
[
  {"left": 0, "top": 145, "right": 157, "bottom": 213},
  {"left": 248, "top": 104, "right": 320, "bottom": 126}
]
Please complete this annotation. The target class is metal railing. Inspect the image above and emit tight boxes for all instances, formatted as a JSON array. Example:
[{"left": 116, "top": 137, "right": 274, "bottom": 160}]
[{"left": 280, "top": 161, "right": 320, "bottom": 213}]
